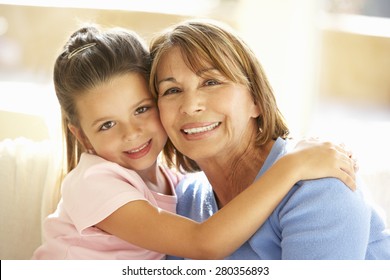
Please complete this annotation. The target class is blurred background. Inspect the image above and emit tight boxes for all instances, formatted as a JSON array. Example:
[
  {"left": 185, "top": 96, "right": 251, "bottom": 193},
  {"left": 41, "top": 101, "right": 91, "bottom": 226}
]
[
  {"left": 1, "top": 0, "right": 390, "bottom": 166},
  {"left": 0, "top": 0, "right": 390, "bottom": 259}
]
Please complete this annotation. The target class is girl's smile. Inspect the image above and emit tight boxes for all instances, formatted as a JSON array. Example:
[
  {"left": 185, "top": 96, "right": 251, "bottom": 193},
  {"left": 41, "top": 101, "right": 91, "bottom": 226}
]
[{"left": 124, "top": 139, "right": 152, "bottom": 159}]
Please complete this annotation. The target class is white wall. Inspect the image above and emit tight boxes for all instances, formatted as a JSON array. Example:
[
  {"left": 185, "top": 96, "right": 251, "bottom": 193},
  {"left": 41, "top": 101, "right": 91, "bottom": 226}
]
[{"left": 235, "top": 0, "right": 323, "bottom": 136}]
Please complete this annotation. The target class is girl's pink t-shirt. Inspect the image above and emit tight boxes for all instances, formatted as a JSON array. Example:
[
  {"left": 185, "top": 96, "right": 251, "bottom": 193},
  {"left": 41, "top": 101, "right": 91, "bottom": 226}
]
[{"left": 32, "top": 153, "right": 178, "bottom": 260}]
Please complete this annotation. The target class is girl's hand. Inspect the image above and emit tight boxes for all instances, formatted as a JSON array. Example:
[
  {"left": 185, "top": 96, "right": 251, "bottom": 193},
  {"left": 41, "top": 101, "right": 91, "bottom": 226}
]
[{"left": 287, "top": 137, "right": 358, "bottom": 191}]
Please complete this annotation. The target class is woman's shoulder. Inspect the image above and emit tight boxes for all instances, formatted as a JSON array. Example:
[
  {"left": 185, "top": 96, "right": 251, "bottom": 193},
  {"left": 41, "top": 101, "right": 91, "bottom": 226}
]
[
  {"left": 277, "top": 177, "right": 371, "bottom": 226},
  {"left": 175, "top": 172, "right": 217, "bottom": 222},
  {"left": 175, "top": 172, "right": 212, "bottom": 197},
  {"left": 269, "top": 138, "right": 371, "bottom": 216}
]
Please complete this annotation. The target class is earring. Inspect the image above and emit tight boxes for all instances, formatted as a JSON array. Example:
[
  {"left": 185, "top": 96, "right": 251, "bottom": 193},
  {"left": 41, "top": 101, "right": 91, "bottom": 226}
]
[{"left": 258, "top": 127, "right": 263, "bottom": 134}]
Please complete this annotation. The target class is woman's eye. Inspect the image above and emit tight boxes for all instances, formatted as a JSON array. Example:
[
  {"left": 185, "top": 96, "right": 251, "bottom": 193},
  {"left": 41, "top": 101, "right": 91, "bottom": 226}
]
[
  {"left": 204, "top": 79, "right": 220, "bottom": 86},
  {"left": 161, "top": 87, "right": 181, "bottom": 96},
  {"left": 135, "top": 106, "right": 149, "bottom": 115},
  {"left": 100, "top": 121, "right": 115, "bottom": 131}
]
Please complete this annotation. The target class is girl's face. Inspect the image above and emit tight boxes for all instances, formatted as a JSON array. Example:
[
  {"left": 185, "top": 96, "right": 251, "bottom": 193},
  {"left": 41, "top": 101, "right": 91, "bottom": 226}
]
[
  {"left": 71, "top": 73, "right": 167, "bottom": 171},
  {"left": 156, "top": 47, "right": 260, "bottom": 164}
]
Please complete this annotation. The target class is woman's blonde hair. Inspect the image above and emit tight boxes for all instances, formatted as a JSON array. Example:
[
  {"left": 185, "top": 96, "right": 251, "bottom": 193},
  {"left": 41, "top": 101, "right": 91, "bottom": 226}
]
[{"left": 149, "top": 19, "right": 289, "bottom": 172}]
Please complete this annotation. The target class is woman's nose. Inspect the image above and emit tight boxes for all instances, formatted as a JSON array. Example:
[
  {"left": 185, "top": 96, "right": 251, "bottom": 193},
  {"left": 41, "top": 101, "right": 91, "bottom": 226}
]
[{"left": 179, "top": 90, "right": 205, "bottom": 115}]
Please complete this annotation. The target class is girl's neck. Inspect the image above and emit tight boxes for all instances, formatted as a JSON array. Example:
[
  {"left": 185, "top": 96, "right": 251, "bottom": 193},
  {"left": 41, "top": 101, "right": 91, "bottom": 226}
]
[
  {"left": 199, "top": 140, "right": 274, "bottom": 208},
  {"left": 137, "top": 163, "right": 172, "bottom": 196}
]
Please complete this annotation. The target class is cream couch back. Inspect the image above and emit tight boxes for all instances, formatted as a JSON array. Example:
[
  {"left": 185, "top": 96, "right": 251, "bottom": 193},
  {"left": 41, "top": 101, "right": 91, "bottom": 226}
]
[
  {"left": 0, "top": 137, "right": 62, "bottom": 259},
  {"left": 0, "top": 82, "right": 63, "bottom": 259}
]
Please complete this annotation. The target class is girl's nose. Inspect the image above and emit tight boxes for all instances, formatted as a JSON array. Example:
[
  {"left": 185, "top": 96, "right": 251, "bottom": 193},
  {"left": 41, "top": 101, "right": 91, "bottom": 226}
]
[{"left": 123, "top": 122, "right": 141, "bottom": 141}]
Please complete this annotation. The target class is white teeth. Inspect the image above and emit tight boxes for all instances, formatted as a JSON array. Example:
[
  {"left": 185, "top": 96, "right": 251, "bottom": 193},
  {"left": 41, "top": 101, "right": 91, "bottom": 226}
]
[
  {"left": 129, "top": 141, "right": 149, "bottom": 153},
  {"left": 183, "top": 122, "right": 220, "bottom": 135}
]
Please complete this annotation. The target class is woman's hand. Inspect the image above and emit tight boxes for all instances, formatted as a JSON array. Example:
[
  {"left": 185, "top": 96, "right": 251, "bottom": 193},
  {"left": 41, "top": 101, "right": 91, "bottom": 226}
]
[{"left": 287, "top": 137, "right": 358, "bottom": 191}]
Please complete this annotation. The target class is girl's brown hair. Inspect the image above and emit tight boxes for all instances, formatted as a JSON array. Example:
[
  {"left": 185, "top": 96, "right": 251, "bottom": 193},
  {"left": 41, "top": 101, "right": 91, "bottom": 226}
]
[{"left": 149, "top": 19, "right": 289, "bottom": 172}]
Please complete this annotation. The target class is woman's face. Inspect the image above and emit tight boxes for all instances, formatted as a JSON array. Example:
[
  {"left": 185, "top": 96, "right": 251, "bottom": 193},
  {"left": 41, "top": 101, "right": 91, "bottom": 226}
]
[{"left": 156, "top": 47, "right": 260, "bottom": 163}]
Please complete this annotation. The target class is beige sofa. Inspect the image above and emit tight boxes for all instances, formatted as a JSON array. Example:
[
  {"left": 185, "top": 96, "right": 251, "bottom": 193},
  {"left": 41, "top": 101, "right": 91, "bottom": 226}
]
[
  {"left": 0, "top": 82, "right": 63, "bottom": 259},
  {"left": 0, "top": 137, "right": 61, "bottom": 259}
]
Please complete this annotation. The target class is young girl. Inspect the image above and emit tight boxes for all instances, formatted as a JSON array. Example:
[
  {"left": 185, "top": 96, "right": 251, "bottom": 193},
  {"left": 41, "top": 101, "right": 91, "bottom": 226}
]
[{"left": 32, "top": 26, "right": 356, "bottom": 260}]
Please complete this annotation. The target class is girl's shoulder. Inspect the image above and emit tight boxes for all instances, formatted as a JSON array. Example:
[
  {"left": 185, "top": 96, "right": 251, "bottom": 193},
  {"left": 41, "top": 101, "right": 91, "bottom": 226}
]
[{"left": 63, "top": 153, "right": 148, "bottom": 194}]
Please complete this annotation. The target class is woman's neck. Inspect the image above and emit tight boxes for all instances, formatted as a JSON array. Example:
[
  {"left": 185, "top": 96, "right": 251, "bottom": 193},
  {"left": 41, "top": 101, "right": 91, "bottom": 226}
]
[{"left": 199, "top": 140, "right": 275, "bottom": 208}]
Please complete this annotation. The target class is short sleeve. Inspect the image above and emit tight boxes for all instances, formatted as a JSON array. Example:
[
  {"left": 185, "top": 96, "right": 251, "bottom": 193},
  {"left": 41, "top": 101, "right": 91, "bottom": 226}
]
[{"left": 62, "top": 158, "right": 152, "bottom": 234}]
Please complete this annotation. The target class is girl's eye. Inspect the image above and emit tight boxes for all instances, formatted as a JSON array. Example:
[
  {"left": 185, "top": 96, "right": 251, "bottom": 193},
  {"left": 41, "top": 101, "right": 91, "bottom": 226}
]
[
  {"left": 100, "top": 121, "right": 115, "bottom": 131},
  {"left": 135, "top": 106, "right": 149, "bottom": 115}
]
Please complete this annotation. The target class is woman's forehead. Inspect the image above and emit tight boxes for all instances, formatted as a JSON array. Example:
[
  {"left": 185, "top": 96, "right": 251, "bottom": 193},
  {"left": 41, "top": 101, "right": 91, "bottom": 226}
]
[{"left": 158, "top": 46, "right": 213, "bottom": 72}]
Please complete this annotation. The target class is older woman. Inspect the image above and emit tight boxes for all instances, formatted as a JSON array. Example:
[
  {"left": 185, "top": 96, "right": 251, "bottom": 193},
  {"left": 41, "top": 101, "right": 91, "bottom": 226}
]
[{"left": 149, "top": 19, "right": 390, "bottom": 259}]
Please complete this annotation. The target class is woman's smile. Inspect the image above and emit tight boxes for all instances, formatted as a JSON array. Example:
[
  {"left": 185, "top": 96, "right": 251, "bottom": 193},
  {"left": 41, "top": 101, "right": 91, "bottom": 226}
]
[{"left": 181, "top": 122, "right": 221, "bottom": 135}]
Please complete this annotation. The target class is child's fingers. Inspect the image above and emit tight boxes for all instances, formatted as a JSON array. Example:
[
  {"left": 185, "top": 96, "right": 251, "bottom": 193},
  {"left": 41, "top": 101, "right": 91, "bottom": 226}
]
[
  {"left": 337, "top": 155, "right": 357, "bottom": 191},
  {"left": 333, "top": 142, "right": 359, "bottom": 172},
  {"left": 337, "top": 170, "right": 356, "bottom": 191}
]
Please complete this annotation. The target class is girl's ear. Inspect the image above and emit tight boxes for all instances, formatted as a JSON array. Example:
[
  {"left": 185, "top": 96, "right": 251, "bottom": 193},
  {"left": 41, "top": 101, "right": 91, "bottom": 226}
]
[{"left": 68, "top": 124, "right": 94, "bottom": 152}]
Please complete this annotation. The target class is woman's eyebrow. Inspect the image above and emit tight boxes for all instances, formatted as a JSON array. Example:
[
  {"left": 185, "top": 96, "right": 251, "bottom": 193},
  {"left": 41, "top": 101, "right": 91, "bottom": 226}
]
[
  {"left": 195, "top": 68, "right": 220, "bottom": 77},
  {"left": 157, "top": 68, "right": 218, "bottom": 86},
  {"left": 157, "top": 77, "right": 176, "bottom": 86}
]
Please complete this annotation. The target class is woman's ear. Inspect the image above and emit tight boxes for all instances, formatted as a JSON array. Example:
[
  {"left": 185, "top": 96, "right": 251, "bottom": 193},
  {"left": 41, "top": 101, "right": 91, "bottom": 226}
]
[
  {"left": 68, "top": 124, "right": 94, "bottom": 152},
  {"left": 251, "top": 103, "right": 261, "bottom": 119}
]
